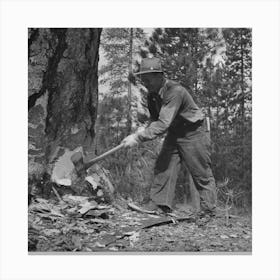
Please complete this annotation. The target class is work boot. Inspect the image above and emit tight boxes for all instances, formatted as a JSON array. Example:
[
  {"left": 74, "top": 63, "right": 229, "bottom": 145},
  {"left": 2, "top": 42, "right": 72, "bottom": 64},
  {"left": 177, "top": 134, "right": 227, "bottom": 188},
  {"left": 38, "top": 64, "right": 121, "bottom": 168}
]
[
  {"left": 158, "top": 205, "right": 173, "bottom": 214},
  {"left": 142, "top": 200, "right": 172, "bottom": 214},
  {"left": 141, "top": 200, "right": 159, "bottom": 212}
]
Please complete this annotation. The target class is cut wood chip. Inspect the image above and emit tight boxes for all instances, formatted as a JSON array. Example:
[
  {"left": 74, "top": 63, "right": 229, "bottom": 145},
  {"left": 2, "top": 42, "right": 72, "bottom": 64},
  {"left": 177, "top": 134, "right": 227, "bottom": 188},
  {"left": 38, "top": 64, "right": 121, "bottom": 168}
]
[
  {"left": 42, "top": 229, "right": 61, "bottom": 236},
  {"left": 30, "top": 201, "right": 64, "bottom": 217},
  {"left": 96, "top": 205, "right": 111, "bottom": 210},
  {"left": 54, "top": 178, "right": 72, "bottom": 186},
  {"left": 243, "top": 235, "right": 251, "bottom": 239},
  {"left": 92, "top": 241, "right": 106, "bottom": 248},
  {"left": 220, "top": 234, "right": 229, "bottom": 239},
  {"left": 78, "top": 201, "right": 98, "bottom": 215},
  {"left": 129, "top": 232, "right": 140, "bottom": 247},
  {"left": 166, "top": 238, "right": 175, "bottom": 243},
  {"left": 85, "top": 176, "right": 98, "bottom": 189},
  {"left": 108, "top": 246, "right": 118, "bottom": 251},
  {"left": 62, "top": 195, "right": 88, "bottom": 205}
]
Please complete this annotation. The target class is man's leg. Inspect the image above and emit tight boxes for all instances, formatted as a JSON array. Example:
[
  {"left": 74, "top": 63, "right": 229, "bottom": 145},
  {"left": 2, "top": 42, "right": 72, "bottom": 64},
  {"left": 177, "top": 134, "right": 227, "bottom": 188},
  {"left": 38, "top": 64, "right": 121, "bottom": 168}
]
[
  {"left": 178, "top": 131, "right": 217, "bottom": 212},
  {"left": 150, "top": 135, "right": 181, "bottom": 210}
]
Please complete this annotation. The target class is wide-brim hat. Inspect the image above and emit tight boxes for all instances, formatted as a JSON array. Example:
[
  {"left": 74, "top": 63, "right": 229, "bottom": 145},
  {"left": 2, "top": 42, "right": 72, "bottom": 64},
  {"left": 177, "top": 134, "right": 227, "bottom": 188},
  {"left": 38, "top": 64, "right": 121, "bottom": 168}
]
[{"left": 135, "top": 57, "right": 163, "bottom": 75}]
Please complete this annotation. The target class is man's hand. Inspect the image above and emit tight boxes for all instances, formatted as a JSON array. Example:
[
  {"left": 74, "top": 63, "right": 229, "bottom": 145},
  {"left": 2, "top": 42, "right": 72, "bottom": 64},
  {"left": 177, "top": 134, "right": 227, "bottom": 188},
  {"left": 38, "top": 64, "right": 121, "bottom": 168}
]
[
  {"left": 128, "top": 71, "right": 136, "bottom": 85},
  {"left": 121, "top": 133, "right": 139, "bottom": 148}
]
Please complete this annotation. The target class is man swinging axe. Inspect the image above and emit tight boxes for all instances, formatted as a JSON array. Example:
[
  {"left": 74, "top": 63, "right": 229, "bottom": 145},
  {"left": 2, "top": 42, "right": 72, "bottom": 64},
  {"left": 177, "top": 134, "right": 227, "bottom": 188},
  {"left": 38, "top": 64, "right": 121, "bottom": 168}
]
[{"left": 121, "top": 57, "right": 217, "bottom": 215}]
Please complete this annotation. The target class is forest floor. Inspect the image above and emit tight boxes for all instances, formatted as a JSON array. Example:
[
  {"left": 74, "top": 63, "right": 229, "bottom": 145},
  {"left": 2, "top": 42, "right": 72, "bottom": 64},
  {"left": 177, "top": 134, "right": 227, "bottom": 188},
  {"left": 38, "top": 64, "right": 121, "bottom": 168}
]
[{"left": 28, "top": 195, "right": 252, "bottom": 253}]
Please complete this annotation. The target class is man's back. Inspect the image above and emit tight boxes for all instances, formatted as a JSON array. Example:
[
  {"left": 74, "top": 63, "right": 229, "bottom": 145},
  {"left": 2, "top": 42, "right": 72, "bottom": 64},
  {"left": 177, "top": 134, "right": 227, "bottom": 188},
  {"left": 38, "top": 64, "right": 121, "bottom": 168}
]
[{"left": 149, "top": 79, "right": 204, "bottom": 125}]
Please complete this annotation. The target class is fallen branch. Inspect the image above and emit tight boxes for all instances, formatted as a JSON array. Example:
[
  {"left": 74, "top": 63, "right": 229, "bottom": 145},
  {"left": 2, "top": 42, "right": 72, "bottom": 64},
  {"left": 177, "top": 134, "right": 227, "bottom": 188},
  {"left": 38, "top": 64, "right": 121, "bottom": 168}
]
[{"left": 141, "top": 215, "right": 196, "bottom": 229}]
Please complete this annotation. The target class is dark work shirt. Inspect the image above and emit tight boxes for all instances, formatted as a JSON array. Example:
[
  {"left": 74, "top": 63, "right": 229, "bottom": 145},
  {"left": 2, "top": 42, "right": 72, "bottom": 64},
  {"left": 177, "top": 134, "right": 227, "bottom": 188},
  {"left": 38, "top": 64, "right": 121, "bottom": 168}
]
[{"left": 138, "top": 79, "right": 204, "bottom": 141}]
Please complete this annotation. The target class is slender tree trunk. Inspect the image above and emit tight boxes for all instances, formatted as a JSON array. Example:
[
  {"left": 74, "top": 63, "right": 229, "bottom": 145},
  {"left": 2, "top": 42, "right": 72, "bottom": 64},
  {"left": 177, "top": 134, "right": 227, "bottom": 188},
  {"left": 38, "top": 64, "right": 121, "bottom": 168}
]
[
  {"left": 240, "top": 30, "right": 245, "bottom": 178},
  {"left": 127, "top": 28, "right": 133, "bottom": 134},
  {"left": 93, "top": 110, "right": 101, "bottom": 155},
  {"left": 216, "top": 104, "right": 219, "bottom": 131},
  {"left": 224, "top": 95, "right": 229, "bottom": 177}
]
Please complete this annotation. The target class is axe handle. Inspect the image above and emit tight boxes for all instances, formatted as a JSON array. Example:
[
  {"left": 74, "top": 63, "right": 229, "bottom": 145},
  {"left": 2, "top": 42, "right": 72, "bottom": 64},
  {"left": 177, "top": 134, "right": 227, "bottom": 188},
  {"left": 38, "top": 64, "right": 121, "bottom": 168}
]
[
  {"left": 84, "top": 143, "right": 125, "bottom": 170},
  {"left": 206, "top": 117, "right": 210, "bottom": 132}
]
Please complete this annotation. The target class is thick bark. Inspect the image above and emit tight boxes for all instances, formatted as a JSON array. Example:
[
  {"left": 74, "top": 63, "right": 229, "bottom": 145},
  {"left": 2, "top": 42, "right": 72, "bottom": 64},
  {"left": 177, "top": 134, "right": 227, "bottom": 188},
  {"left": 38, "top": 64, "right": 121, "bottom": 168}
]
[
  {"left": 28, "top": 28, "right": 40, "bottom": 58},
  {"left": 28, "top": 28, "right": 102, "bottom": 177},
  {"left": 28, "top": 28, "right": 68, "bottom": 111}
]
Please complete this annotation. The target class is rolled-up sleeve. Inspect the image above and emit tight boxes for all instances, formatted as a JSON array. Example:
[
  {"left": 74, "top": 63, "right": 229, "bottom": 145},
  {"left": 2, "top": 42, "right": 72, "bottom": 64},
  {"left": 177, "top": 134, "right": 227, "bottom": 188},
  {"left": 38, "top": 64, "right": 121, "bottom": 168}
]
[{"left": 138, "top": 87, "right": 182, "bottom": 141}]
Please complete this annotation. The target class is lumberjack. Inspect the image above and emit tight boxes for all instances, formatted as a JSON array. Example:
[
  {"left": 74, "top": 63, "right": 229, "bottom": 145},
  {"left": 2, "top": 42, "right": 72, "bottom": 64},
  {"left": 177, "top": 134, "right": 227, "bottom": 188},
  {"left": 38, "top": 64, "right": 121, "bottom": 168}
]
[{"left": 121, "top": 57, "right": 217, "bottom": 215}]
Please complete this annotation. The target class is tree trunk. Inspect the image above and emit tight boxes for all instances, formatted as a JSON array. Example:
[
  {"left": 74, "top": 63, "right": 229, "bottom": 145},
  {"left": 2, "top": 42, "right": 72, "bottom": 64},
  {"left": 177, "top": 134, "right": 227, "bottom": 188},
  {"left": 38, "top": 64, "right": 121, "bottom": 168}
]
[
  {"left": 240, "top": 29, "right": 245, "bottom": 179},
  {"left": 126, "top": 28, "right": 133, "bottom": 134},
  {"left": 28, "top": 28, "right": 102, "bottom": 178}
]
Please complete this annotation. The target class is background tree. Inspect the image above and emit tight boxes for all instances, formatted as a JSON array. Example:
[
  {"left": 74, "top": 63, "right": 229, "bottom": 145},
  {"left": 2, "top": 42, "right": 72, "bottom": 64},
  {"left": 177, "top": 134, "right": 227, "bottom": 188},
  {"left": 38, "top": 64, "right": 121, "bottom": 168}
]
[
  {"left": 96, "top": 28, "right": 146, "bottom": 149},
  {"left": 96, "top": 28, "right": 158, "bottom": 199}
]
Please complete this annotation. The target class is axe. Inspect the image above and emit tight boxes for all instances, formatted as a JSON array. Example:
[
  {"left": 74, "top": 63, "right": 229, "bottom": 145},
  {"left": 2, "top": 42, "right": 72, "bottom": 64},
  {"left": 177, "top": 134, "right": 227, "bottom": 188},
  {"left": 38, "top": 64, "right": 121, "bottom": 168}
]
[{"left": 71, "top": 143, "right": 125, "bottom": 177}]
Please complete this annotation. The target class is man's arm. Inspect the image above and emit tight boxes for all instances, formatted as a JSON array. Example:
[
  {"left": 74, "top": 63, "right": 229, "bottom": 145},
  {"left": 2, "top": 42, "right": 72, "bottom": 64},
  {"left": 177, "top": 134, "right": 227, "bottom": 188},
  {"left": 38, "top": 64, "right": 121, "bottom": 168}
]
[{"left": 147, "top": 94, "right": 160, "bottom": 122}]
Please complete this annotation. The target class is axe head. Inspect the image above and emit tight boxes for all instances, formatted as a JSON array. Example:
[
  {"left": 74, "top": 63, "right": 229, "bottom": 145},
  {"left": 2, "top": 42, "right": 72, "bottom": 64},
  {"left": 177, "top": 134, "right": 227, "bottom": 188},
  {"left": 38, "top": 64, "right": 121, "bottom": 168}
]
[{"left": 71, "top": 151, "right": 86, "bottom": 177}]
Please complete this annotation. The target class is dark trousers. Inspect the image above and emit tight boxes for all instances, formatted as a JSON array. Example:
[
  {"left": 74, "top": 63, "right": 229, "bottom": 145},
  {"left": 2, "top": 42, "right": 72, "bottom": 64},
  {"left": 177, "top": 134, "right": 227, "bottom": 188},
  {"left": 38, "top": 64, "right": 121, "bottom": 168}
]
[{"left": 150, "top": 125, "right": 217, "bottom": 211}]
